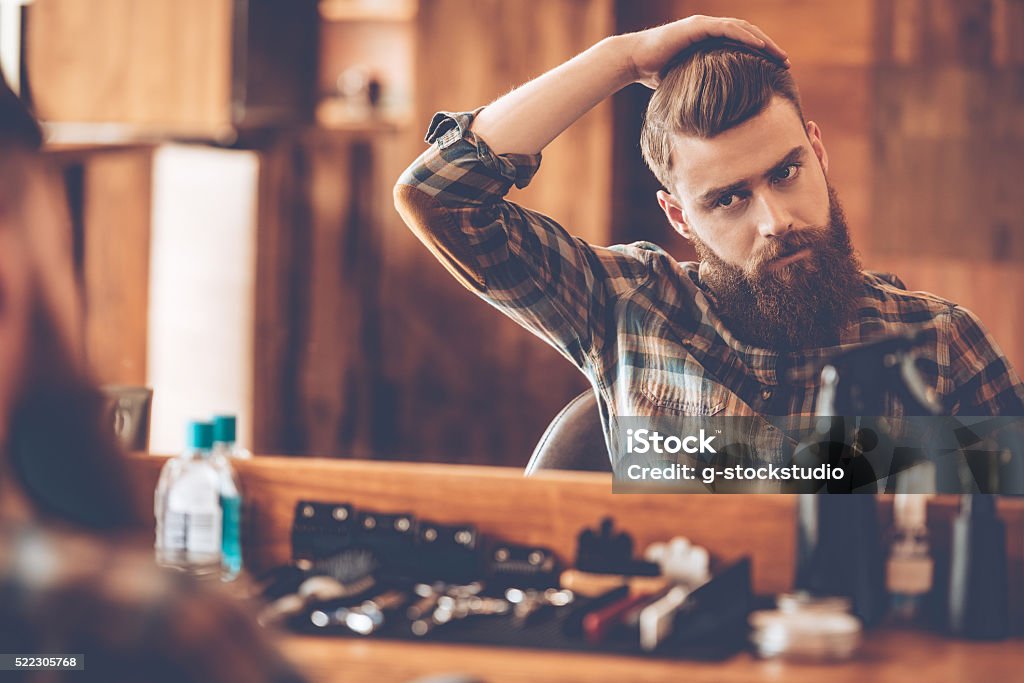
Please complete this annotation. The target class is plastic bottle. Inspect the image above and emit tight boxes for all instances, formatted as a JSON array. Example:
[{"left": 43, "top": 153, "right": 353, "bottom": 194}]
[
  {"left": 212, "top": 415, "right": 246, "bottom": 581},
  {"left": 212, "top": 415, "right": 251, "bottom": 460},
  {"left": 794, "top": 494, "right": 888, "bottom": 627},
  {"left": 948, "top": 494, "right": 1009, "bottom": 639},
  {"left": 887, "top": 493, "right": 933, "bottom": 622},
  {"left": 887, "top": 465, "right": 935, "bottom": 623},
  {"left": 154, "top": 421, "right": 222, "bottom": 577}
]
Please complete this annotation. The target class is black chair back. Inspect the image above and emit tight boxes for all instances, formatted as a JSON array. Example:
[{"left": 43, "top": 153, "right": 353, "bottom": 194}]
[{"left": 525, "top": 391, "right": 611, "bottom": 475}]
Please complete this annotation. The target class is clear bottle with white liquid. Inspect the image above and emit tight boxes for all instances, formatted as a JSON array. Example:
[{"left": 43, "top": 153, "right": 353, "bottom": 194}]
[{"left": 154, "top": 421, "right": 223, "bottom": 577}]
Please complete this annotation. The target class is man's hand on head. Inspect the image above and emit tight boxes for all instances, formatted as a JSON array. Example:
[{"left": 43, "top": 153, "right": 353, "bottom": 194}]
[
  {"left": 443, "top": 15, "right": 788, "bottom": 158},
  {"left": 625, "top": 16, "right": 789, "bottom": 89}
]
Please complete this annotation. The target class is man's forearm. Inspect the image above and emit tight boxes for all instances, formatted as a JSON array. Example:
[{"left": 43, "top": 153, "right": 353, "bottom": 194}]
[
  {"left": 471, "top": 35, "right": 635, "bottom": 156},
  {"left": 469, "top": 15, "right": 788, "bottom": 156}
]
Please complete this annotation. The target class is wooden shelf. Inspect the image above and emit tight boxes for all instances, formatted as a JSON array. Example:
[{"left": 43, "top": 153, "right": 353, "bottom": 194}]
[
  {"left": 315, "top": 98, "right": 411, "bottom": 132},
  {"left": 319, "top": 0, "right": 417, "bottom": 22}
]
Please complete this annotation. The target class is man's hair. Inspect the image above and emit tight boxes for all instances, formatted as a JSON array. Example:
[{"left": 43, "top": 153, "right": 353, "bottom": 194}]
[
  {"left": 640, "top": 40, "right": 803, "bottom": 190},
  {"left": 0, "top": 72, "right": 42, "bottom": 151}
]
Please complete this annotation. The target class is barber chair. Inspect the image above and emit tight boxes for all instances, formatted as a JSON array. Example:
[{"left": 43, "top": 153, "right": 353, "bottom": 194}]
[{"left": 525, "top": 391, "right": 612, "bottom": 475}]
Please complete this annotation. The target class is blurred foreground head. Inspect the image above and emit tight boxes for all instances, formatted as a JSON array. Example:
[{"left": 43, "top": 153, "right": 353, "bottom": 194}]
[{"left": 0, "top": 74, "right": 137, "bottom": 530}]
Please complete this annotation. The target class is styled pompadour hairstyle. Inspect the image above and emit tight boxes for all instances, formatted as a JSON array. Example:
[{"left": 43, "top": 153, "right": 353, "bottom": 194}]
[{"left": 640, "top": 39, "right": 803, "bottom": 190}]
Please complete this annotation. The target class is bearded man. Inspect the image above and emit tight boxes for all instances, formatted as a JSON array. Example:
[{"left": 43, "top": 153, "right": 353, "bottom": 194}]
[{"left": 394, "top": 16, "right": 1024, "bottom": 465}]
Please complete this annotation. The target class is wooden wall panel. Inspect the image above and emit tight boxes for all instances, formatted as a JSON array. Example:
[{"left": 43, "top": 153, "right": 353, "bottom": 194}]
[
  {"left": 364, "top": 0, "right": 615, "bottom": 465},
  {"left": 871, "top": 68, "right": 1024, "bottom": 262},
  {"left": 82, "top": 149, "right": 154, "bottom": 385},
  {"left": 252, "top": 132, "right": 386, "bottom": 458},
  {"left": 302, "top": 135, "right": 383, "bottom": 458},
  {"left": 44, "top": 146, "right": 154, "bottom": 386},
  {"left": 26, "top": 0, "right": 234, "bottom": 134},
  {"left": 993, "top": 0, "right": 1024, "bottom": 66},
  {"left": 656, "top": 0, "right": 874, "bottom": 65},
  {"left": 253, "top": 138, "right": 311, "bottom": 455},
  {"left": 414, "top": 0, "right": 615, "bottom": 244},
  {"left": 871, "top": 0, "right": 1024, "bottom": 371}
]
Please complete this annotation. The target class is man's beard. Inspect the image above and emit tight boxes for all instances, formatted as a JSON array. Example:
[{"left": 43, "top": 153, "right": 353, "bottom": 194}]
[{"left": 692, "top": 185, "right": 863, "bottom": 351}]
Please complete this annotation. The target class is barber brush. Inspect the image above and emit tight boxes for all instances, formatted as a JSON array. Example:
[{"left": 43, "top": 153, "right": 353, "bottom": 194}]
[{"left": 258, "top": 547, "right": 377, "bottom": 627}]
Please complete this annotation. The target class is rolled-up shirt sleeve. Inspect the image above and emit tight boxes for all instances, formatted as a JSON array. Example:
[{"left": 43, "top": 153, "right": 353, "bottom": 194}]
[{"left": 394, "top": 109, "right": 651, "bottom": 371}]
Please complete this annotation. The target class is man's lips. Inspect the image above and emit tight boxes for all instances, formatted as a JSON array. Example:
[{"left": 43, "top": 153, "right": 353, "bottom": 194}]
[{"left": 767, "top": 247, "right": 811, "bottom": 271}]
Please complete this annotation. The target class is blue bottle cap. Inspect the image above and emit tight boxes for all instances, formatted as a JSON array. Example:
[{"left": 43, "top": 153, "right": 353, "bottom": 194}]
[
  {"left": 213, "top": 415, "right": 237, "bottom": 444},
  {"left": 187, "top": 421, "right": 214, "bottom": 450}
]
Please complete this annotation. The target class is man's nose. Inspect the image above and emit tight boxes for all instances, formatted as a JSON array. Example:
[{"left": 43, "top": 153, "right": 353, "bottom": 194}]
[{"left": 754, "top": 193, "right": 794, "bottom": 238}]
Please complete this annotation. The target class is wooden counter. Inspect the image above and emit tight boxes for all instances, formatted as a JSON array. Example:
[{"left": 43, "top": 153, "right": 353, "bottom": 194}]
[
  {"left": 280, "top": 629, "right": 1023, "bottom": 683},
  {"left": 127, "top": 455, "right": 1024, "bottom": 682}
]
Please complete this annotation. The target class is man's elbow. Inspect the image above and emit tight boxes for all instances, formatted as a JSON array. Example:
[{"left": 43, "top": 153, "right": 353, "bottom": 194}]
[
  {"left": 393, "top": 181, "right": 435, "bottom": 236},
  {"left": 392, "top": 181, "right": 487, "bottom": 293}
]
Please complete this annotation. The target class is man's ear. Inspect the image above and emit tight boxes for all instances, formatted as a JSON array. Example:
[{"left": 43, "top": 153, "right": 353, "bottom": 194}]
[
  {"left": 806, "top": 120, "right": 829, "bottom": 175},
  {"left": 656, "top": 190, "right": 693, "bottom": 240}
]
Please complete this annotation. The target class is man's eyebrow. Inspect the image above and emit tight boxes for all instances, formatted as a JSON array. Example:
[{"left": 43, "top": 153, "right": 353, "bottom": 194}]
[{"left": 697, "top": 146, "right": 806, "bottom": 207}]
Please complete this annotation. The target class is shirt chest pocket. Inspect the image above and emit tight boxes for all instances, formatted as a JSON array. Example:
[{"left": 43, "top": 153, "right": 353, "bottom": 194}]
[{"left": 638, "top": 366, "right": 729, "bottom": 416}]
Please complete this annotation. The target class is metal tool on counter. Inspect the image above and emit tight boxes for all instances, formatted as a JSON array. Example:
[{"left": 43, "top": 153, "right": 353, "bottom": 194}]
[
  {"left": 406, "top": 581, "right": 448, "bottom": 620},
  {"left": 260, "top": 573, "right": 373, "bottom": 627},
  {"left": 410, "top": 584, "right": 511, "bottom": 637},
  {"left": 505, "top": 587, "right": 574, "bottom": 628},
  {"left": 258, "top": 547, "right": 377, "bottom": 627},
  {"left": 310, "top": 589, "right": 408, "bottom": 635}
]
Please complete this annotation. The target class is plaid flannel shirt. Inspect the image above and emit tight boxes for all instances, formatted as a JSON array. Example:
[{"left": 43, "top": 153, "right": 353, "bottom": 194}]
[
  {"left": 0, "top": 523, "right": 309, "bottom": 683},
  {"left": 394, "top": 110, "right": 1024, "bottom": 457}
]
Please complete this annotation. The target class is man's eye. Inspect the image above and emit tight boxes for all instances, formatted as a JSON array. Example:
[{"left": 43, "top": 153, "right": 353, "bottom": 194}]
[
  {"left": 716, "top": 194, "right": 737, "bottom": 208},
  {"left": 774, "top": 163, "right": 801, "bottom": 182}
]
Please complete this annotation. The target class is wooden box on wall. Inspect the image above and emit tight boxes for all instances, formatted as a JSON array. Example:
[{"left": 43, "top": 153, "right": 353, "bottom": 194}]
[{"left": 24, "top": 0, "right": 319, "bottom": 141}]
